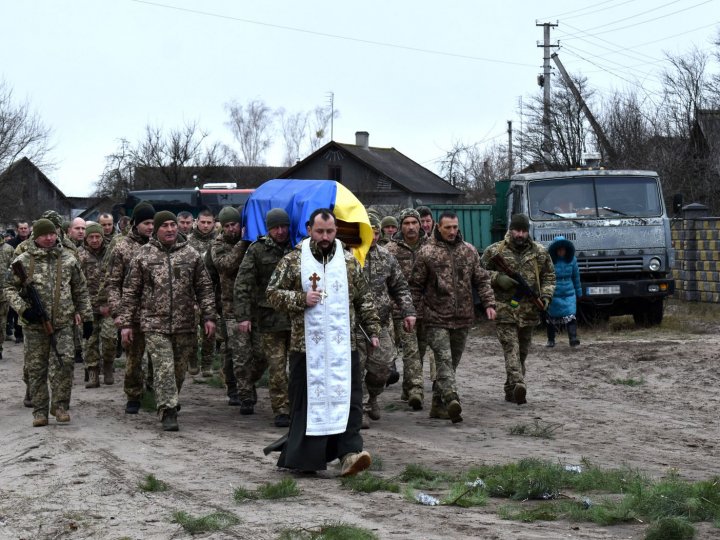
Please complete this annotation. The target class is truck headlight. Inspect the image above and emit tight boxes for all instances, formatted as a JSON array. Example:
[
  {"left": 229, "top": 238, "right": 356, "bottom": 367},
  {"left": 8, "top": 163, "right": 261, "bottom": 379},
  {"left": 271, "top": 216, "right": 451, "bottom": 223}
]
[{"left": 648, "top": 257, "right": 661, "bottom": 272}]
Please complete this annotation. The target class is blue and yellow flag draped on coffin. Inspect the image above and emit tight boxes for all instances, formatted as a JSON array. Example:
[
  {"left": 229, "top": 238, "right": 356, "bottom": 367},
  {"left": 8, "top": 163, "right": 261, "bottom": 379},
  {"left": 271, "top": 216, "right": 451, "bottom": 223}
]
[{"left": 242, "top": 179, "right": 373, "bottom": 265}]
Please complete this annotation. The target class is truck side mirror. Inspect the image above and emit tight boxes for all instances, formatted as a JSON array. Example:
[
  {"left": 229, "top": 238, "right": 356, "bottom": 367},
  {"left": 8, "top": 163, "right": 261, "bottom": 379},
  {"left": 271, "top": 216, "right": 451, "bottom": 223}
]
[{"left": 672, "top": 194, "right": 683, "bottom": 215}]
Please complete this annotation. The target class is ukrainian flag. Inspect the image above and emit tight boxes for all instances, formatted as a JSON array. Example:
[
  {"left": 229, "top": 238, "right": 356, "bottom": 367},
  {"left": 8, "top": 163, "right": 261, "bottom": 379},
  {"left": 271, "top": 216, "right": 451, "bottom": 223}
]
[{"left": 242, "top": 179, "right": 373, "bottom": 265}]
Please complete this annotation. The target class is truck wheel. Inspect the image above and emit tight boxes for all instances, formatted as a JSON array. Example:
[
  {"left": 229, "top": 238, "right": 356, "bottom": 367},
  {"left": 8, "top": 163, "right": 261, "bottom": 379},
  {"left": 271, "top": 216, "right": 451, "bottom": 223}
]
[{"left": 632, "top": 300, "right": 664, "bottom": 327}]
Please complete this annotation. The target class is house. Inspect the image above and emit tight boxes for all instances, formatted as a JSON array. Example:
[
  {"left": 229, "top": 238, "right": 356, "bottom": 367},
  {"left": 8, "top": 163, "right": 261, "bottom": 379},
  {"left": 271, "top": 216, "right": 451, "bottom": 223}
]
[
  {"left": 692, "top": 109, "right": 720, "bottom": 169},
  {"left": 0, "top": 157, "right": 73, "bottom": 225},
  {"left": 278, "top": 132, "right": 464, "bottom": 207},
  {"left": 133, "top": 165, "right": 286, "bottom": 191}
]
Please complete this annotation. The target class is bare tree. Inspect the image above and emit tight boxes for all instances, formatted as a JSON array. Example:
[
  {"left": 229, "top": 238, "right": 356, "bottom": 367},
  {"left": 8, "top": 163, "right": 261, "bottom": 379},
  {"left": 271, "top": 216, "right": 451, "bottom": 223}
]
[
  {"left": 439, "top": 141, "right": 507, "bottom": 202},
  {"left": 308, "top": 105, "right": 337, "bottom": 152},
  {"left": 0, "top": 80, "right": 53, "bottom": 171},
  {"left": 225, "top": 99, "right": 274, "bottom": 166},
  {"left": 278, "top": 108, "right": 308, "bottom": 166}
]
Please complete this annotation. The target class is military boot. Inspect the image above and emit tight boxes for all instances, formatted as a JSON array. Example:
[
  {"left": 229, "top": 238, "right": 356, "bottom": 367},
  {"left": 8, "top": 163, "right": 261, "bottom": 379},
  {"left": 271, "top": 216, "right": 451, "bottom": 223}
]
[
  {"left": 32, "top": 414, "right": 48, "bottom": 427},
  {"left": 103, "top": 360, "right": 115, "bottom": 385},
  {"left": 161, "top": 407, "right": 179, "bottom": 431},
  {"left": 85, "top": 367, "right": 100, "bottom": 388},
  {"left": 513, "top": 383, "right": 527, "bottom": 405},
  {"left": 447, "top": 399, "right": 463, "bottom": 423},
  {"left": 429, "top": 396, "right": 449, "bottom": 419},
  {"left": 361, "top": 412, "right": 371, "bottom": 429},
  {"left": 23, "top": 388, "right": 33, "bottom": 408},
  {"left": 367, "top": 396, "right": 381, "bottom": 420},
  {"left": 407, "top": 390, "right": 423, "bottom": 411},
  {"left": 53, "top": 406, "right": 71, "bottom": 423}
]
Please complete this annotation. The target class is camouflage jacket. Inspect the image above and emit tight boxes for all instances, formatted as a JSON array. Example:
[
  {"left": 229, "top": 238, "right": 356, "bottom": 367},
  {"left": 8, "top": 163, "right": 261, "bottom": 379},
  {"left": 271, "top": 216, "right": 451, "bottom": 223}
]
[
  {"left": 234, "top": 235, "right": 292, "bottom": 332},
  {"left": 4, "top": 240, "right": 92, "bottom": 329},
  {"left": 209, "top": 233, "right": 250, "bottom": 318},
  {"left": 78, "top": 243, "right": 108, "bottom": 314},
  {"left": 0, "top": 239, "right": 14, "bottom": 303},
  {"left": 103, "top": 228, "right": 151, "bottom": 320},
  {"left": 363, "top": 243, "right": 415, "bottom": 326},
  {"left": 385, "top": 230, "right": 428, "bottom": 319},
  {"left": 14, "top": 234, "right": 78, "bottom": 260},
  {"left": 409, "top": 229, "right": 496, "bottom": 329},
  {"left": 116, "top": 237, "right": 216, "bottom": 334},
  {"left": 187, "top": 228, "right": 216, "bottom": 259},
  {"left": 480, "top": 232, "right": 556, "bottom": 326},
  {"left": 266, "top": 239, "right": 381, "bottom": 353}
]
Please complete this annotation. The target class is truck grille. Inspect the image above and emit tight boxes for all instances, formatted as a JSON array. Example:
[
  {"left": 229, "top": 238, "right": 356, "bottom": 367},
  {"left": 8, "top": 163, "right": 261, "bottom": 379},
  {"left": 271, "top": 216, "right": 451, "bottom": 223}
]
[
  {"left": 578, "top": 256, "right": 644, "bottom": 273},
  {"left": 537, "top": 232, "right": 576, "bottom": 242}
]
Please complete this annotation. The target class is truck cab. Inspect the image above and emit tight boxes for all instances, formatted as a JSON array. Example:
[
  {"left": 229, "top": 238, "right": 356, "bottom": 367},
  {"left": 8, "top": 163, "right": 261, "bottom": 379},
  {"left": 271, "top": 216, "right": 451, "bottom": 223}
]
[{"left": 504, "top": 170, "right": 675, "bottom": 325}]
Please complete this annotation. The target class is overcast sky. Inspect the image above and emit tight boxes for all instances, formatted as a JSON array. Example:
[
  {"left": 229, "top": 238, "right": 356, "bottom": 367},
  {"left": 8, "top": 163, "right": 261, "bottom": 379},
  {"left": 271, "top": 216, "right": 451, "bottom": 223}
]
[{"left": 3, "top": 0, "right": 719, "bottom": 197}]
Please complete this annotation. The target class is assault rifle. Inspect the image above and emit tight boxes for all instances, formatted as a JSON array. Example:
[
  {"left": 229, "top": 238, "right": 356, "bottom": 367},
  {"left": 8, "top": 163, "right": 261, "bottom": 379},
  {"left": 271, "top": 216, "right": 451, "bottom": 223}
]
[
  {"left": 490, "top": 253, "right": 549, "bottom": 320},
  {"left": 11, "top": 260, "right": 64, "bottom": 368}
]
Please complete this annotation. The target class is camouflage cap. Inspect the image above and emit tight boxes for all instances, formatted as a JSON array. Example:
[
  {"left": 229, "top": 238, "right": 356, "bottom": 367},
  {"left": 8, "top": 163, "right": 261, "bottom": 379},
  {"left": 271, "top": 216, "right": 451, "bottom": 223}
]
[
  {"left": 398, "top": 208, "right": 421, "bottom": 225},
  {"left": 368, "top": 214, "right": 381, "bottom": 230},
  {"left": 41, "top": 210, "right": 63, "bottom": 228}
]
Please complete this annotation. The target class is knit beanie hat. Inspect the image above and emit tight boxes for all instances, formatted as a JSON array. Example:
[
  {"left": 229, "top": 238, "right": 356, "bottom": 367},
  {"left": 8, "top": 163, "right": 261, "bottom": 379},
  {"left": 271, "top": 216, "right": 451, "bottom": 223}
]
[
  {"left": 266, "top": 208, "right": 290, "bottom": 229},
  {"left": 380, "top": 216, "right": 398, "bottom": 229},
  {"left": 369, "top": 214, "right": 381, "bottom": 230},
  {"left": 85, "top": 223, "right": 103, "bottom": 237},
  {"left": 154, "top": 210, "right": 177, "bottom": 230},
  {"left": 398, "top": 208, "right": 421, "bottom": 225},
  {"left": 41, "top": 210, "right": 63, "bottom": 228},
  {"left": 509, "top": 213, "right": 530, "bottom": 231},
  {"left": 32, "top": 218, "right": 57, "bottom": 238},
  {"left": 218, "top": 206, "right": 241, "bottom": 226},
  {"left": 132, "top": 202, "right": 156, "bottom": 225}
]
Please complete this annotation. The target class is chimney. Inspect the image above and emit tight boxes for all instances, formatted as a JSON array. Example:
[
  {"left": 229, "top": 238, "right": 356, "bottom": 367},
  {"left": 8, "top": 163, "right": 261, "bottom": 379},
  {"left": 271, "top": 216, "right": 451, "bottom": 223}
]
[{"left": 355, "top": 131, "right": 369, "bottom": 149}]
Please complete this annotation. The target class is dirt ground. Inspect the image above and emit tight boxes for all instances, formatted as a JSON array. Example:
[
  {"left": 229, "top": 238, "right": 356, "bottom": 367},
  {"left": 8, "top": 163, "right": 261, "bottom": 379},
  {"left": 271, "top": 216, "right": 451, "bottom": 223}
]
[{"left": 1, "top": 301, "right": 719, "bottom": 540}]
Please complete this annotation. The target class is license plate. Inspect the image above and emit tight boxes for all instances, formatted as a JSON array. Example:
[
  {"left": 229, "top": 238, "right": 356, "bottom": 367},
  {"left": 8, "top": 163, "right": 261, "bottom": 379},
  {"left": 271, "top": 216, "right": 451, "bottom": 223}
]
[{"left": 587, "top": 286, "right": 621, "bottom": 295}]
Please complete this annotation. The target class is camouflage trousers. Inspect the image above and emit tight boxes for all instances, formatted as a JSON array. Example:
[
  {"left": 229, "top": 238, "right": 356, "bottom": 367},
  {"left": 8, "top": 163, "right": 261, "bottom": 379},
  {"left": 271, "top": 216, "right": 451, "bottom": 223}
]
[
  {"left": 356, "top": 325, "right": 393, "bottom": 410},
  {"left": 0, "top": 302, "right": 7, "bottom": 353},
  {"left": 495, "top": 323, "right": 534, "bottom": 395},
  {"left": 83, "top": 315, "right": 115, "bottom": 368},
  {"left": 145, "top": 331, "right": 195, "bottom": 411},
  {"left": 123, "top": 324, "right": 147, "bottom": 401},
  {"left": 225, "top": 319, "right": 278, "bottom": 408},
  {"left": 392, "top": 318, "right": 424, "bottom": 398},
  {"left": 216, "top": 318, "right": 238, "bottom": 397},
  {"left": 425, "top": 326, "right": 469, "bottom": 404},
  {"left": 24, "top": 326, "right": 75, "bottom": 416}
]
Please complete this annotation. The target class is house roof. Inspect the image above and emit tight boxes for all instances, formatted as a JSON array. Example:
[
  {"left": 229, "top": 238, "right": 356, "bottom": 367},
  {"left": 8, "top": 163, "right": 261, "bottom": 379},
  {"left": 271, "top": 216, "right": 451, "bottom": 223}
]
[
  {"left": 280, "top": 141, "right": 463, "bottom": 196},
  {"left": 0, "top": 157, "right": 71, "bottom": 202},
  {"left": 695, "top": 109, "right": 720, "bottom": 150}
]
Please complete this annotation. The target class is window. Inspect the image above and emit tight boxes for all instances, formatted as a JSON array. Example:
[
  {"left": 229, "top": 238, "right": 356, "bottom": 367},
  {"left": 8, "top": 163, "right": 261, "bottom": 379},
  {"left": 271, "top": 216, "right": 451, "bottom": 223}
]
[{"left": 328, "top": 165, "right": 342, "bottom": 182}]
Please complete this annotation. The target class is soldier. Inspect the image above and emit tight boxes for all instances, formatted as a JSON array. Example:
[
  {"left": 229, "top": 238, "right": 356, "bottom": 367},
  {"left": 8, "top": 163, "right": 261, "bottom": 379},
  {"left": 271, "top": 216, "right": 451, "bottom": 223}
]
[
  {"left": 385, "top": 208, "right": 428, "bottom": 409},
  {"left": 105, "top": 202, "right": 155, "bottom": 414},
  {"left": 4, "top": 218, "right": 93, "bottom": 427},
  {"left": 207, "top": 206, "right": 249, "bottom": 405},
  {"left": 188, "top": 209, "right": 217, "bottom": 376},
  {"left": 234, "top": 208, "right": 293, "bottom": 427},
  {"left": 410, "top": 211, "right": 497, "bottom": 423},
  {"left": 78, "top": 223, "right": 115, "bottom": 388},
  {"left": 481, "top": 213, "right": 556, "bottom": 405},
  {"left": 67, "top": 217, "right": 86, "bottom": 247},
  {"left": 378, "top": 216, "right": 398, "bottom": 246},
  {"left": 358, "top": 215, "right": 416, "bottom": 428},
  {"left": 266, "top": 208, "right": 381, "bottom": 476},
  {"left": 176, "top": 211, "right": 194, "bottom": 236},
  {"left": 0, "top": 234, "right": 14, "bottom": 359},
  {"left": 98, "top": 213, "right": 116, "bottom": 242},
  {"left": 118, "top": 211, "right": 216, "bottom": 431},
  {"left": 417, "top": 206, "right": 435, "bottom": 236}
]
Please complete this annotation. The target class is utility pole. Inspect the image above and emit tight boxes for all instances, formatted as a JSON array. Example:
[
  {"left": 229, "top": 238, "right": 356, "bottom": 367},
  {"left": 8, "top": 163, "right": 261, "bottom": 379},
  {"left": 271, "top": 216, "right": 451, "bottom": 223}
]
[
  {"left": 507, "top": 120, "right": 513, "bottom": 177},
  {"left": 536, "top": 21, "right": 558, "bottom": 163},
  {"left": 326, "top": 91, "right": 335, "bottom": 140}
]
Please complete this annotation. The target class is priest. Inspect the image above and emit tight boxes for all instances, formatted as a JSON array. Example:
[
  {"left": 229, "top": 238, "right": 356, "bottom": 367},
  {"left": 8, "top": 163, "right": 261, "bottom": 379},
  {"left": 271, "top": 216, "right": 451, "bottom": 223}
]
[{"left": 266, "top": 208, "right": 381, "bottom": 476}]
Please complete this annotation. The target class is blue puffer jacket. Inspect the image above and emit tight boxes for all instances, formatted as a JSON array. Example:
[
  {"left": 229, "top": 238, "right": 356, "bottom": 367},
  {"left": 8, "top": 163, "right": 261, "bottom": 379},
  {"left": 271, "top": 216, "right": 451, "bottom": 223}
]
[{"left": 547, "top": 236, "right": 582, "bottom": 318}]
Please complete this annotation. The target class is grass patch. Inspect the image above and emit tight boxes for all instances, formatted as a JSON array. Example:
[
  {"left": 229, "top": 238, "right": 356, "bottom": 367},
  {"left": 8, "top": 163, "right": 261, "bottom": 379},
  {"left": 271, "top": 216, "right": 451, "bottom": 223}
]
[
  {"left": 383, "top": 402, "right": 402, "bottom": 412},
  {"left": 256, "top": 368, "right": 269, "bottom": 388},
  {"left": 611, "top": 377, "right": 645, "bottom": 386},
  {"left": 508, "top": 420, "right": 562, "bottom": 439},
  {"left": 114, "top": 358, "right": 126, "bottom": 369},
  {"left": 233, "top": 477, "right": 300, "bottom": 501},
  {"left": 644, "top": 517, "right": 695, "bottom": 540},
  {"left": 369, "top": 454, "right": 384, "bottom": 471},
  {"left": 278, "top": 522, "right": 378, "bottom": 540},
  {"left": 172, "top": 511, "right": 240, "bottom": 534},
  {"left": 441, "top": 480, "right": 488, "bottom": 507},
  {"left": 398, "top": 464, "right": 455, "bottom": 490},
  {"left": 138, "top": 473, "right": 168, "bottom": 492},
  {"left": 140, "top": 391, "right": 156, "bottom": 412},
  {"left": 206, "top": 374, "right": 226, "bottom": 389},
  {"left": 340, "top": 472, "right": 400, "bottom": 493}
]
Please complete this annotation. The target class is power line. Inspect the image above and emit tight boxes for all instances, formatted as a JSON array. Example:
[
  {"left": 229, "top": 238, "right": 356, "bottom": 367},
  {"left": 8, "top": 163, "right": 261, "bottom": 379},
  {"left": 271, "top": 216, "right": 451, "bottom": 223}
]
[
  {"left": 540, "top": 0, "right": 641, "bottom": 22},
  {"left": 129, "top": 0, "right": 536, "bottom": 67},
  {"left": 558, "top": 22, "right": 663, "bottom": 65},
  {"left": 561, "top": 43, "right": 665, "bottom": 87}
]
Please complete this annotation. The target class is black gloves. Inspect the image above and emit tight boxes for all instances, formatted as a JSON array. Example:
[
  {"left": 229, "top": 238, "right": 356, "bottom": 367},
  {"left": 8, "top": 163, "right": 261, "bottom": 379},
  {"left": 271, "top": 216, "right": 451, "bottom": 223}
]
[
  {"left": 22, "top": 307, "right": 42, "bottom": 324},
  {"left": 82, "top": 320, "right": 94, "bottom": 340}
]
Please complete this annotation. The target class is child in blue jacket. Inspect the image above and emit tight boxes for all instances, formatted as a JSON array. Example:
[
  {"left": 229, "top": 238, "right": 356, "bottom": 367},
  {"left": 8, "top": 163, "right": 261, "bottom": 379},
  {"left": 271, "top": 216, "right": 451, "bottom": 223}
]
[{"left": 546, "top": 236, "right": 582, "bottom": 347}]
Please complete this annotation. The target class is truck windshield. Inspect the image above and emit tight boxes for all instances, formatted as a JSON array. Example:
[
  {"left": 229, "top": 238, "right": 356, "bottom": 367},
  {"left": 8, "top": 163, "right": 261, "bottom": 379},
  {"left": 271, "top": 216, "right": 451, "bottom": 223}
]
[{"left": 528, "top": 176, "right": 663, "bottom": 220}]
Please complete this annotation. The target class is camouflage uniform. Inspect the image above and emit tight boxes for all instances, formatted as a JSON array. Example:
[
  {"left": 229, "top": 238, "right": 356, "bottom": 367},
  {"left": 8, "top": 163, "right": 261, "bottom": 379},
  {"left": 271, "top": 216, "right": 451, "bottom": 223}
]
[
  {"left": 385, "top": 230, "right": 428, "bottom": 398},
  {"left": 0, "top": 238, "right": 14, "bottom": 358},
  {"left": 188, "top": 228, "right": 217, "bottom": 373},
  {"left": 481, "top": 232, "right": 556, "bottom": 400},
  {"left": 234, "top": 235, "right": 292, "bottom": 414},
  {"left": 4, "top": 240, "right": 93, "bottom": 421},
  {"left": 117, "top": 236, "right": 216, "bottom": 412},
  {"left": 356, "top": 242, "right": 415, "bottom": 415},
  {"left": 410, "top": 228, "right": 496, "bottom": 417},
  {"left": 208, "top": 233, "right": 252, "bottom": 400},
  {"left": 103, "top": 228, "right": 151, "bottom": 402},
  {"left": 78, "top": 242, "right": 115, "bottom": 381}
]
